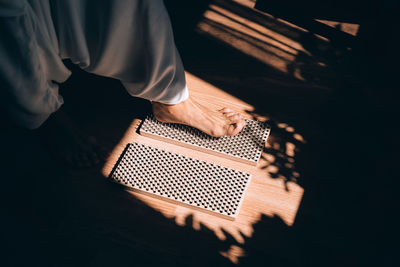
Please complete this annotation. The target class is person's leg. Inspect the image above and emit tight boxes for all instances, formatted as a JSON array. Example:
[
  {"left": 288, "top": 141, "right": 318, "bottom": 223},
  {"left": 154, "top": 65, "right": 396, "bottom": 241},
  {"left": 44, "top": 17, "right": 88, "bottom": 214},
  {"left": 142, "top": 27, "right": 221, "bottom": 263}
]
[
  {"left": 52, "top": 0, "right": 246, "bottom": 137},
  {"left": 0, "top": 0, "right": 70, "bottom": 129},
  {"left": 0, "top": 1, "right": 104, "bottom": 167}
]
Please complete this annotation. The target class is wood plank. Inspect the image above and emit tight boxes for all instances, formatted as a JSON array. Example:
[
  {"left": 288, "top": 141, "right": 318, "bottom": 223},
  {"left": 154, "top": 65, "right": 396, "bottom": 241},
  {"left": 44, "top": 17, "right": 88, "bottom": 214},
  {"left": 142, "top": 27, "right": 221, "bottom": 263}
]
[{"left": 139, "top": 116, "right": 270, "bottom": 166}]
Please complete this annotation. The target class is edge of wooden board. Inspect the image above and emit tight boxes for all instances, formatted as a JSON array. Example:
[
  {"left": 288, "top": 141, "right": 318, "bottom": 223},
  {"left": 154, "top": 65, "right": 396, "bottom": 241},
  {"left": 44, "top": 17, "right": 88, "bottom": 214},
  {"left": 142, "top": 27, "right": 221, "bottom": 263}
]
[{"left": 139, "top": 130, "right": 259, "bottom": 166}]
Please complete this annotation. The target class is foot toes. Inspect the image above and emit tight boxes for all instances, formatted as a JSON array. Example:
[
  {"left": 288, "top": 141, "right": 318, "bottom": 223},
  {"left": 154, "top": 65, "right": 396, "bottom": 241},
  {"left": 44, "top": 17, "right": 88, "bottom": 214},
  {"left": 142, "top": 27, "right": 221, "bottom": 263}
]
[
  {"left": 223, "top": 112, "right": 236, "bottom": 117},
  {"left": 219, "top": 107, "right": 234, "bottom": 114},
  {"left": 227, "top": 113, "right": 243, "bottom": 122},
  {"left": 227, "top": 119, "right": 246, "bottom": 136}
]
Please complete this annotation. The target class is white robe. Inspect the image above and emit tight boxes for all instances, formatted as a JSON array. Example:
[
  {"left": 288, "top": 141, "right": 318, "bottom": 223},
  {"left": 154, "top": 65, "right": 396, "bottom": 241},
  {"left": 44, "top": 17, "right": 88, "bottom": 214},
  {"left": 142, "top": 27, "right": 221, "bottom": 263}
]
[{"left": 0, "top": 0, "right": 188, "bottom": 128}]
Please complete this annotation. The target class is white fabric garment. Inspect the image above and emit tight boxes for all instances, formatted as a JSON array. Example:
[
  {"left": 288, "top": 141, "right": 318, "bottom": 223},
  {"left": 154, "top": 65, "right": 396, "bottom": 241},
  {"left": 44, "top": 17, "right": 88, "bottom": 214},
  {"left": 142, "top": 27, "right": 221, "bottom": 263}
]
[{"left": 0, "top": 0, "right": 188, "bottom": 129}]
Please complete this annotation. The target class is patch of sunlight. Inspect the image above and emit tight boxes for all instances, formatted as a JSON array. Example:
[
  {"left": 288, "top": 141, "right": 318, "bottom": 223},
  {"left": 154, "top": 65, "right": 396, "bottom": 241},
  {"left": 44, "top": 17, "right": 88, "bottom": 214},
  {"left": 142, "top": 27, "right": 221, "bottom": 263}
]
[
  {"left": 315, "top": 19, "right": 360, "bottom": 36},
  {"left": 232, "top": 0, "right": 256, "bottom": 9},
  {"left": 197, "top": 1, "right": 317, "bottom": 81},
  {"left": 220, "top": 245, "right": 246, "bottom": 264},
  {"left": 102, "top": 72, "right": 304, "bottom": 264}
]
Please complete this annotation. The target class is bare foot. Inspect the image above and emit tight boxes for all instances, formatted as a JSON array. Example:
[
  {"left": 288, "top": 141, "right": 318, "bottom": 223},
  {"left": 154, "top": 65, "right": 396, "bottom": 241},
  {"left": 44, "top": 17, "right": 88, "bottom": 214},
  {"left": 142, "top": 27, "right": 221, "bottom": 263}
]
[
  {"left": 35, "top": 108, "right": 104, "bottom": 168},
  {"left": 152, "top": 96, "right": 246, "bottom": 137}
]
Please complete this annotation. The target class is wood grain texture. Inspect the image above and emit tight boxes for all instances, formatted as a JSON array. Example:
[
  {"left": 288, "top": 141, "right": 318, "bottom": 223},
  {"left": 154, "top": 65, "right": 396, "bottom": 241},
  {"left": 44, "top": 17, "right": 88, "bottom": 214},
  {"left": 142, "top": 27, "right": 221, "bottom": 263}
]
[{"left": 102, "top": 72, "right": 304, "bottom": 261}]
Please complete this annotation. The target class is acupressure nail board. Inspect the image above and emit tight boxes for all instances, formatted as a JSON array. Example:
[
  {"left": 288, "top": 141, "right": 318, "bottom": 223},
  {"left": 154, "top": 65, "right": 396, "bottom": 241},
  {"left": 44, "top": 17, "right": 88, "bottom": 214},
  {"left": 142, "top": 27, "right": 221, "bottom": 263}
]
[
  {"left": 109, "top": 142, "right": 251, "bottom": 220},
  {"left": 139, "top": 115, "right": 271, "bottom": 165}
]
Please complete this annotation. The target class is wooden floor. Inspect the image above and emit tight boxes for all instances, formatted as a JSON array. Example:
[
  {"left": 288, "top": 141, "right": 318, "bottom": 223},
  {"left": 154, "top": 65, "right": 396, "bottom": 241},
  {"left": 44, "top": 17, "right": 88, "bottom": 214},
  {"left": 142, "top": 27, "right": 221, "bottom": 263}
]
[
  {"left": 102, "top": 72, "right": 304, "bottom": 263},
  {"left": 1, "top": 1, "right": 395, "bottom": 266}
]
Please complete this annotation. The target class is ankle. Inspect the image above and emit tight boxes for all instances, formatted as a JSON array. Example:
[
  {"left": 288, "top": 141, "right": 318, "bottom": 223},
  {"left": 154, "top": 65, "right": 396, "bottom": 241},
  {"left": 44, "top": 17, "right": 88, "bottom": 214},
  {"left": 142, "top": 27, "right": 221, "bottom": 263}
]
[
  {"left": 152, "top": 102, "right": 173, "bottom": 122},
  {"left": 152, "top": 98, "right": 186, "bottom": 114}
]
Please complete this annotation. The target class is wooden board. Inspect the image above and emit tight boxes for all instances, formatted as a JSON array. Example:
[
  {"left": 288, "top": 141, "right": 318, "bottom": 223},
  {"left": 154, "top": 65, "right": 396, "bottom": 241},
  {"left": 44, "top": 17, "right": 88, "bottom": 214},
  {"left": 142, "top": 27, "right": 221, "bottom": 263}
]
[
  {"left": 109, "top": 142, "right": 252, "bottom": 220},
  {"left": 139, "top": 115, "right": 270, "bottom": 166}
]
